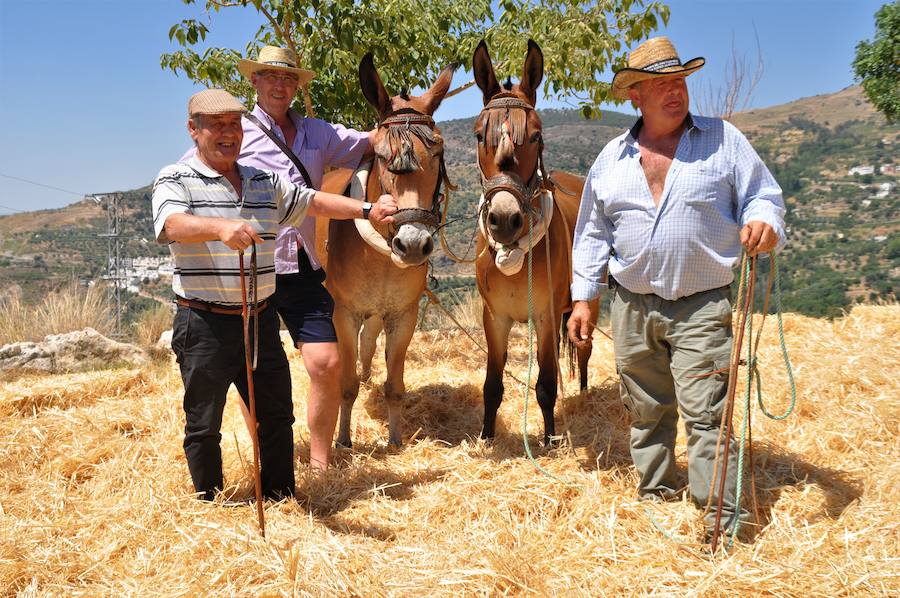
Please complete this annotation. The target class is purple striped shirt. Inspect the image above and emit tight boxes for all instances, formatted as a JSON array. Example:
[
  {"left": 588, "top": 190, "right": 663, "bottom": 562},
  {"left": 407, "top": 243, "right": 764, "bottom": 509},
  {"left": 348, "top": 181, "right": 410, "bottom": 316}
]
[{"left": 182, "top": 104, "right": 369, "bottom": 273}]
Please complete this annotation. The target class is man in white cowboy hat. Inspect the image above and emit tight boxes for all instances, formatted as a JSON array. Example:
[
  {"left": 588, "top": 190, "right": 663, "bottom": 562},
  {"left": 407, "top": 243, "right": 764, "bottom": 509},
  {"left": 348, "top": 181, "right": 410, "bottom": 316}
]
[
  {"left": 239, "top": 45, "right": 382, "bottom": 472},
  {"left": 182, "top": 44, "right": 377, "bottom": 472},
  {"left": 567, "top": 36, "right": 786, "bottom": 543},
  {"left": 159, "top": 89, "right": 395, "bottom": 501}
]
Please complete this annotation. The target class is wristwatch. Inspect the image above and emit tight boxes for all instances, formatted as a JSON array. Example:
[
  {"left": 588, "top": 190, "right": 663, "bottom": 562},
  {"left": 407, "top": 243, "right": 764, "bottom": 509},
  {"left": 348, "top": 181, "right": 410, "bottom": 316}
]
[{"left": 361, "top": 201, "right": 373, "bottom": 220}]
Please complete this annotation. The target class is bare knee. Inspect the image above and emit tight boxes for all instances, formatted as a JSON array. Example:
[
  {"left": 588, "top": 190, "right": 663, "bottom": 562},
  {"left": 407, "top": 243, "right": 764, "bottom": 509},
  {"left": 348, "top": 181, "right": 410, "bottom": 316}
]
[{"left": 302, "top": 343, "right": 341, "bottom": 381}]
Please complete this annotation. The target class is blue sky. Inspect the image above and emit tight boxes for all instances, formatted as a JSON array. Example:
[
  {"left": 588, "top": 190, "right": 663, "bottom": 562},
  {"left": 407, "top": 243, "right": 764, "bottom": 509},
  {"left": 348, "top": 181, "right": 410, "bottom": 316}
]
[{"left": 0, "top": 0, "right": 886, "bottom": 213}]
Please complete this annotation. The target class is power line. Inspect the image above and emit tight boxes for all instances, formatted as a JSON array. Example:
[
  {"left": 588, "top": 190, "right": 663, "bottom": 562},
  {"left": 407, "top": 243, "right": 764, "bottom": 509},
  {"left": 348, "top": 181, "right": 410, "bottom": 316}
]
[
  {"left": 0, "top": 202, "right": 25, "bottom": 213},
  {"left": 0, "top": 172, "right": 85, "bottom": 197}
]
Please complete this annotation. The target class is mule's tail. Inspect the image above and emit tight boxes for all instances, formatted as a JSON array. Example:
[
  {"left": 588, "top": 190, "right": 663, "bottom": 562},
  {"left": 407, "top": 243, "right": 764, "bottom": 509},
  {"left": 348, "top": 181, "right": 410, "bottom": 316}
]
[{"left": 560, "top": 311, "right": 577, "bottom": 380}]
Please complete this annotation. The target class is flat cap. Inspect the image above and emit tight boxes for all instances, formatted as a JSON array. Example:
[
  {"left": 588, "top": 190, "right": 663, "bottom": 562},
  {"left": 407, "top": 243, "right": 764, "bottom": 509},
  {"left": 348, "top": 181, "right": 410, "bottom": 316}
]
[{"left": 187, "top": 89, "right": 245, "bottom": 117}]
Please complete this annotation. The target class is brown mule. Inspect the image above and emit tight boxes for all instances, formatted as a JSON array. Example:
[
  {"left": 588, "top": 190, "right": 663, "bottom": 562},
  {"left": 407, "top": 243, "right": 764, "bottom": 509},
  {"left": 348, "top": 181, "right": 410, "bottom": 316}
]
[
  {"left": 472, "top": 39, "right": 599, "bottom": 446},
  {"left": 327, "top": 53, "right": 455, "bottom": 448}
]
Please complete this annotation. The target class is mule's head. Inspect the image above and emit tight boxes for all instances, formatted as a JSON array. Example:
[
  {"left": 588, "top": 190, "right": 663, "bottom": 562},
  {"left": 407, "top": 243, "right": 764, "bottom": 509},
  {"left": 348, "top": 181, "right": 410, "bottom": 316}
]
[
  {"left": 472, "top": 39, "right": 545, "bottom": 246},
  {"left": 359, "top": 54, "right": 454, "bottom": 267}
]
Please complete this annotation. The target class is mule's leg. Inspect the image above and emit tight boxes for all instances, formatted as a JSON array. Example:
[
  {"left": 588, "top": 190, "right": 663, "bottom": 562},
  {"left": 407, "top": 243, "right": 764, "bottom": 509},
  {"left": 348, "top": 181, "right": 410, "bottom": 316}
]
[
  {"left": 359, "top": 316, "right": 383, "bottom": 383},
  {"left": 382, "top": 307, "right": 418, "bottom": 447},
  {"left": 536, "top": 314, "right": 561, "bottom": 446},
  {"left": 333, "top": 303, "right": 362, "bottom": 449},
  {"left": 481, "top": 305, "right": 513, "bottom": 440}
]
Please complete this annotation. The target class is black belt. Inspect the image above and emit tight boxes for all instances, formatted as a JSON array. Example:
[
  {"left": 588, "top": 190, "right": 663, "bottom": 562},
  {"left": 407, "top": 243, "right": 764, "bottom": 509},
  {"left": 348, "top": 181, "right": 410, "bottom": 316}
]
[{"left": 175, "top": 296, "right": 269, "bottom": 315}]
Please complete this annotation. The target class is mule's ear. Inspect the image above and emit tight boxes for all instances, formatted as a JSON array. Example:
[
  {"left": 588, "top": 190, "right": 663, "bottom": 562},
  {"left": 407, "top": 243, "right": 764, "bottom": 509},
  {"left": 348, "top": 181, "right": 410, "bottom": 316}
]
[
  {"left": 519, "top": 39, "right": 544, "bottom": 106},
  {"left": 473, "top": 39, "right": 500, "bottom": 105},
  {"left": 419, "top": 63, "right": 456, "bottom": 115},
  {"left": 359, "top": 52, "right": 391, "bottom": 117}
]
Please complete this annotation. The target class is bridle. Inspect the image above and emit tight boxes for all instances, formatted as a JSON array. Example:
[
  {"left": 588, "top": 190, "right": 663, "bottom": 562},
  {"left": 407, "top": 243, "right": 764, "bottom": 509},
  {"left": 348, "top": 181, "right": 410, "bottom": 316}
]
[
  {"left": 373, "top": 109, "right": 453, "bottom": 238},
  {"left": 476, "top": 94, "right": 554, "bottom": 232}
]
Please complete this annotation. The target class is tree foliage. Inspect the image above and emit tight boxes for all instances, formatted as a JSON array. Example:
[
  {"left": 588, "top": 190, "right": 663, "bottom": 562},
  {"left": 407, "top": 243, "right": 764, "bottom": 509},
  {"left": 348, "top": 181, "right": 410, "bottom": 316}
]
[
  {"left": 853, "top": 1, "right": 900, "bottom": 123},
  {"left": 160, "top": 0, "right": 668, "bottom": 127}
]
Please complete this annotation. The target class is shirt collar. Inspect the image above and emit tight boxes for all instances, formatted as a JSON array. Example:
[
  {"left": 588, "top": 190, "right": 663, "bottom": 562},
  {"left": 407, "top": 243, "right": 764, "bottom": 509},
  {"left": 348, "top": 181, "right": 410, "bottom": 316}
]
[
  {"left": 186, "top": 154, "right": 249, "bottom": 180},
  {"left": 623, "top": 112, "right": 704, "bottom": 147},
  {"left": 250, "top": 103, "right": 305, "bottom": 147},
  {"left": 186, "top": 154, "right": 223, "bottom": 178}
]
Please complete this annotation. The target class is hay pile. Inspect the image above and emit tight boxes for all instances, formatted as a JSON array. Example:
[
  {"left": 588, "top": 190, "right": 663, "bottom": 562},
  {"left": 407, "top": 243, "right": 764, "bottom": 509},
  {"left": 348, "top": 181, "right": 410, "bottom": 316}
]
[{"left": 1, "top": 305, "right": 898, "bottom": 596}]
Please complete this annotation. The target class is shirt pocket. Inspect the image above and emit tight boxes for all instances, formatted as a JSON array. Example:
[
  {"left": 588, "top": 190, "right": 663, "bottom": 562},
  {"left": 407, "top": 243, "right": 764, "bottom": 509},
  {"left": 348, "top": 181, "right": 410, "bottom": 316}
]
[{"left": 684, "top": 162, "right": 733, "bottom": 213}]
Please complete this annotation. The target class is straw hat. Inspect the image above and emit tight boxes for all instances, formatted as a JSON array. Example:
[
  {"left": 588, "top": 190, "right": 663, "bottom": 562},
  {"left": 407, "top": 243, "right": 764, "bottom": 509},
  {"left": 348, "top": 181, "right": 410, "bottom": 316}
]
[
  {"left": 188, "top": 89, "right": 245, "bottom": 117},
  {"left": 611, "top": 37, "right": 704, "bottom": 100},
  {"left": 237, "top": 45, "right": 316, "bottom": 85}
]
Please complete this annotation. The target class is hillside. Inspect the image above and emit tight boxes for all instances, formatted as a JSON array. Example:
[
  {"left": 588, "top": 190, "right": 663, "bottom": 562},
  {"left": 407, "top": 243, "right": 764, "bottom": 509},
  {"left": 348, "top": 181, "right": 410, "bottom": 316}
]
[
  {"left": 1, "top": 85, "right": 897, "bottom": 317},
  {"left": 1, "top": 304, "right": 897, "bottom": 594}
]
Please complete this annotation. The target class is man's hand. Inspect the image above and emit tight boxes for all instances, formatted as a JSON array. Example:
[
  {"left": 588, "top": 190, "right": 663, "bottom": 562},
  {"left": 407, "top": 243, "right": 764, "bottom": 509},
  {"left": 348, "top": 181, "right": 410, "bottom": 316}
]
[
  {"left": 217, "top": 219, "right": 264, "bottom": 251},
  {"left": 368, "top": 193, "right": 398, "bottom": 226},
  {"left": 566, "top": 300, "right": 595, "bottom": 346},
  {"left": 740, "top": 220, "right": 778, "bottom": 256}
]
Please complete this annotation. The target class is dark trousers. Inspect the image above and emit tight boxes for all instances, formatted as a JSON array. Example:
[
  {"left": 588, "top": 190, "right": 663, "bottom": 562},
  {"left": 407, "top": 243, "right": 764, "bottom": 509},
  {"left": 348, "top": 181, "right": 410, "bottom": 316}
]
[{"left": 171, "top": 305, "right": 295, "bottom": 500}]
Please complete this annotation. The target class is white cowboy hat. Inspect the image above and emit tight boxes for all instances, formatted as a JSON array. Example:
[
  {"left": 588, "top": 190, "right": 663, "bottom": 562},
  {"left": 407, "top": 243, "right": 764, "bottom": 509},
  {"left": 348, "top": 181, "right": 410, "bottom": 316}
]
[
  {"left": 237, "top": 45, "right": 316, "bottom": 86},
  {"left": 611, "top": 37, "right": 704, "bottom": 100}
]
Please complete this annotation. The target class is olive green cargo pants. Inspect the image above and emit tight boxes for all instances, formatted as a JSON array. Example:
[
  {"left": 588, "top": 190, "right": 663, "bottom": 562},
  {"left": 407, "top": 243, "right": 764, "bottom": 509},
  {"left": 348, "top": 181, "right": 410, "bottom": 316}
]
[{"left": 610, "top": 282, "right": 748, "bottom": 532}]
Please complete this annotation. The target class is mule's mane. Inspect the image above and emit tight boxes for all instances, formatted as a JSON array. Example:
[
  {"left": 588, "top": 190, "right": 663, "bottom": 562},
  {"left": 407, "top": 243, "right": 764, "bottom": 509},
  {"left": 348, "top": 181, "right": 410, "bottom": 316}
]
[{"left": 381, "top": 111, "right": 440, "bottom": 174}]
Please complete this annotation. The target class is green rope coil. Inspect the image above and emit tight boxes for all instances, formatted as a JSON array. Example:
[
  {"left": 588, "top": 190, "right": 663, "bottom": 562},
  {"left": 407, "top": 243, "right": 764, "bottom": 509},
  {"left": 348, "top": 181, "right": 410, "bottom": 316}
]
[{"left": 757, "top": 254, "right": 797, "bottom": 420}]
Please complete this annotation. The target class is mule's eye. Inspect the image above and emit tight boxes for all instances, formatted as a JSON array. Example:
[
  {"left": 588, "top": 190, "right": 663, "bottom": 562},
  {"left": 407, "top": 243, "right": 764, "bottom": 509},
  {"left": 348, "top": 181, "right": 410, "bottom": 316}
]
[
  {"left": 475, "top": 131, "right": 484, "bottom": 143},
  {"left": 530, "top": 132, "right": 542, "bottom": 144}
]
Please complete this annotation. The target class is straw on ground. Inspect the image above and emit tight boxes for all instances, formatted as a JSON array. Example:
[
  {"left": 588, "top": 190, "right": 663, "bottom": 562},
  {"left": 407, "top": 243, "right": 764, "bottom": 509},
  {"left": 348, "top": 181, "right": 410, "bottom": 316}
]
[{"left": 0, "top": 305, "right": 898, "bottom": 596}]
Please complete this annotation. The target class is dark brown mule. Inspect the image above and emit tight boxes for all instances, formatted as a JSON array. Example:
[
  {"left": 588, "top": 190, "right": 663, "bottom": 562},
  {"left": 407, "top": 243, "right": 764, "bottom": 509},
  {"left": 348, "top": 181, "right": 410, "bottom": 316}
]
[
  {"left": 327, "top": 53, "right": 455, "bottom": 447},
  {"left": 472, "top": 39, "right": 599, "bottom": 446}
]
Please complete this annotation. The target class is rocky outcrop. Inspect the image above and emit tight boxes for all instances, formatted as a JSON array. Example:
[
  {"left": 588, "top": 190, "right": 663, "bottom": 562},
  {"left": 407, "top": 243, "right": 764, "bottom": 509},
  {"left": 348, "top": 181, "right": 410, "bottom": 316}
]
[{"left": 0, "top": 328, "right": 148, "bottom": 372}]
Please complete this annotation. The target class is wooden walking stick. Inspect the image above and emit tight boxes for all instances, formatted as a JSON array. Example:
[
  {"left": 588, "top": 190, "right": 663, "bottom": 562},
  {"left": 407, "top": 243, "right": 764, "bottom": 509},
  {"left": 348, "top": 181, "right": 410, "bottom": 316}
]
[
  {"left": 710, "top": 255, "right": 756, "bottom": 552},
  {"left": 239, "top": 242, "right": 266, "bottom": 537}
]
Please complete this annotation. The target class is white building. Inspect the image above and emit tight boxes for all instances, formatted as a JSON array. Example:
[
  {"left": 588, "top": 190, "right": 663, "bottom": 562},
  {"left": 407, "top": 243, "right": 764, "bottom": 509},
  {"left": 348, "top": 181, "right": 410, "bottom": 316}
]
[
  {"left": 875, "top": 182, "right": 895, "bottom": 198},
  {"left": 848, "top": 165, "right": 875, "bottom": 176}
]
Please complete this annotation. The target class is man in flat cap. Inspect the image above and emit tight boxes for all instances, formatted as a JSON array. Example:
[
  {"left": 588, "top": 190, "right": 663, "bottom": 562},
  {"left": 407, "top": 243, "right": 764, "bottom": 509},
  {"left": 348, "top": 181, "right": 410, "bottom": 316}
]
[
  {"left": 183, "top": 45, "right": 377, "bottom": 472},
  {"left": 567, "top": 37, "right": 786, "bottom": 544},
  {"left": 156, "top": 89, "right": 396, "bottom": 501}
]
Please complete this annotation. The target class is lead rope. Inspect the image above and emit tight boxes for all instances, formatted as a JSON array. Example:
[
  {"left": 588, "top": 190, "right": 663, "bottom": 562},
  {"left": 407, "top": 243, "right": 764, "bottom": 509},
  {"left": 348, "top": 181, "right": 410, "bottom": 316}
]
[
  {"left": 522, "top": 213, "right": 580, "bottom": 488},
  {"left": 644, "top": 252, "right": 797, "bottom": 550},
  {"left": 719, "top": 252, "right": 797, "bottom": 550}
]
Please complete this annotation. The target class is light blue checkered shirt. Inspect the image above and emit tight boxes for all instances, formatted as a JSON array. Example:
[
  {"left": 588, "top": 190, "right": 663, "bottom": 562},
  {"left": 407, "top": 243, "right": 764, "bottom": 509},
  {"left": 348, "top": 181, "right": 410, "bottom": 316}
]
[{"left": 571, "top": 114, "right": 786, "bottom": 302}]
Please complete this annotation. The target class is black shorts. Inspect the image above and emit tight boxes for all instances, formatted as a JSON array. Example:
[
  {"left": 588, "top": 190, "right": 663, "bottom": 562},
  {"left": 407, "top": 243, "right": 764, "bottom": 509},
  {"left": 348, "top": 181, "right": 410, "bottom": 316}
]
[{"left": 272, "top": 270, "right": 337, "bottom": 345}]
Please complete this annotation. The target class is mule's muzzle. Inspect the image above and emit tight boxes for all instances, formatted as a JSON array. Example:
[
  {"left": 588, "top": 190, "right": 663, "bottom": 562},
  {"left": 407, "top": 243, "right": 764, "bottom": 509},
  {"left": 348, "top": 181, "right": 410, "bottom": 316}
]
[
  {"left": 391, "top": 223, "right": 433, "bottom": 266},
  {"left": 485, "top": 191, "right": 525, "bottom": 245}
]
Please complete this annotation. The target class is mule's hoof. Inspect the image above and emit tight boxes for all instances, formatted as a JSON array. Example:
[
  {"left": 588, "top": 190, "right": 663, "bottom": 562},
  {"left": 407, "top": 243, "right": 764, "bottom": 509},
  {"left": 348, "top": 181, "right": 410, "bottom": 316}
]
[
  {"left": 335, "top": 439, "right": 353, "bottom": 450},
  {"left": 387, "top": 438, "right": 403, "bottom": 449},
  {"left": 544, "top": 435, "right": 564, "bottom": 449}
]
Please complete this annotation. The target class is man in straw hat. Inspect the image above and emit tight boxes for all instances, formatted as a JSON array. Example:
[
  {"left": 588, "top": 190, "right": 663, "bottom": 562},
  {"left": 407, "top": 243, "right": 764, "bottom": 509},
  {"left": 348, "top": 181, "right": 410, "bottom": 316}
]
[
  {"left": 235, "top": 44, "right": 376, "bottom": 472},
  {"left": 567, "top": 37, "right": 786, "bottom": 543},
  {"left": 157, "top": 89, "right": 396, "bottom": 501}
]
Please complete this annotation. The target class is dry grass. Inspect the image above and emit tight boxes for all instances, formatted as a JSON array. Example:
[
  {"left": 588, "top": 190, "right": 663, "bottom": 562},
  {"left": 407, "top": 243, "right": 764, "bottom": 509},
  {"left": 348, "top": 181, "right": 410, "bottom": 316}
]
[
  {"left": 132, "top": 301, "right": 175, "bottom": 349},
  {"left": 1, "top": 305, "right": 898, "bottom": 596},
  {"left": 0, "top": 281, "right": 113, "bottom": 345},
  {"left": 423, "top": 288, "right": 484, "bottom": 331}
]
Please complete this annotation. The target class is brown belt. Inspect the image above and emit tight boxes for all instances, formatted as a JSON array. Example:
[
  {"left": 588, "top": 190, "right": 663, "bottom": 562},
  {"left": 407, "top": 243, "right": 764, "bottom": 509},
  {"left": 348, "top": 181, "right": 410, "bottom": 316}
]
[{"left": 175, "top": 296, "right": 269, "bottom": 315}]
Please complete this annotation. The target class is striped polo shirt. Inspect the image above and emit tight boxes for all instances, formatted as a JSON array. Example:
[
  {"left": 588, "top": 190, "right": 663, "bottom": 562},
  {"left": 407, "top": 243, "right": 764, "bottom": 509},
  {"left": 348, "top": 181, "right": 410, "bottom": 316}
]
[{"left": 151, "top": 155, "right": 314, "bottom": 305}]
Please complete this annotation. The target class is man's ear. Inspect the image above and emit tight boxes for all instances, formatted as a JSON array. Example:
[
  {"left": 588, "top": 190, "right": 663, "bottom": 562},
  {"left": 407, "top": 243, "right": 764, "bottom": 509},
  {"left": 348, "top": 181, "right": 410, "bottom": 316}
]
[
  {"left": 187, "top": 117, "right": 198, "bottom": 142},
  {"left": 627, "top": 86, "right": 641, "bottom": 110}
]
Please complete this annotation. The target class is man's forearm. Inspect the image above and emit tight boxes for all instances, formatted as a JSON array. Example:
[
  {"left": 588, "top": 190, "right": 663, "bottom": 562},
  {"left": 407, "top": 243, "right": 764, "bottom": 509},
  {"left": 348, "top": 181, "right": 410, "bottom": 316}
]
[
  {"left": 163, "top": 213, "right": 232, "bottom": 243},
  {"left": 163, "top": 212, "right": 263, "bottom": 250},
  {"left": 307, "top": 191, "right": 366, "bottom": 220}
]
